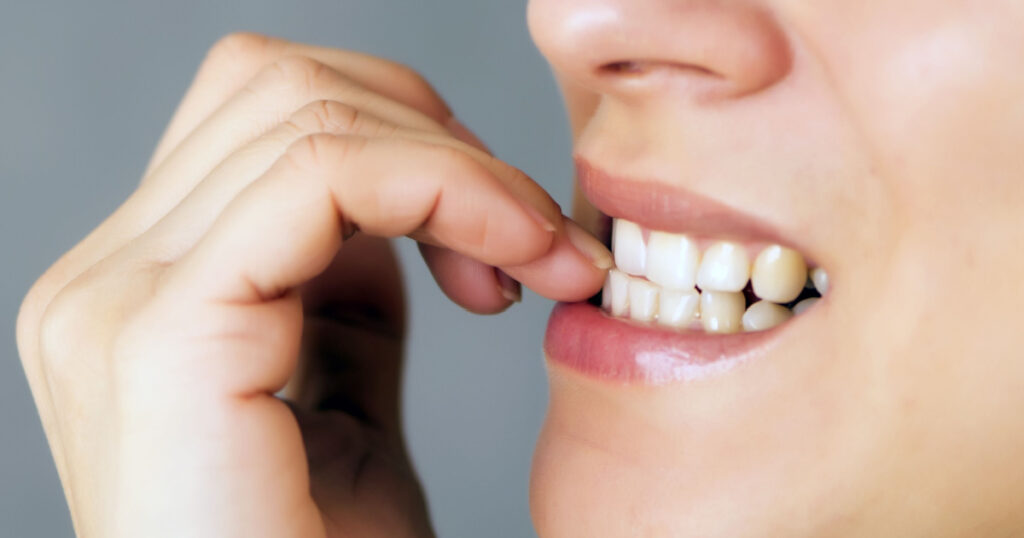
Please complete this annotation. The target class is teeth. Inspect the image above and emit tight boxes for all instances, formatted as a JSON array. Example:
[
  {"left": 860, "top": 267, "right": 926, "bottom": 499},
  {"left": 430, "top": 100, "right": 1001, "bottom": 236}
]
[
  {"left": 699, "top": 291, "right": 745, "bottom": 334},
  {"left": 657, "top": 288, "right": 700, "bottom": 328},
  {"left": 645, "top": 231, "right": 701, "bottom": 290},
  {"left": 613, "top": 219, "right": 646, "bottom": 276},
  {"left": 793, "top": 297, "right": 819, "bottom": 316},
  {"left": 751, "top": 245, "right": 808, "bottom": 303},
  {"left": 628, "top": 278, "right": 659, "bottom": 322},
  {"left": 605, "top": 219, "right": 821, "bottom": 333},
  {"left": 742, "top": 301, "right": 794, "bottom": 332},
  {"left": 607, "top": 269, "right": 631, "bottom": 317},
  {"left": 810, "top": 267, "right": 830, "bottom": 295},
  {"left": 696, "top": 242, "right": 750, "bottom": 292}
]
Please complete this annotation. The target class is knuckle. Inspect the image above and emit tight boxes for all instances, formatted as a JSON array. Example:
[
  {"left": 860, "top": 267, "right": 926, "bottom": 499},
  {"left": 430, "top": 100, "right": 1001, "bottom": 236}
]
[
  {"left": 285, "top": 132, "right": 335, "bottom": 172},
  {"left": 285, "top": 133, "right": 366, "bottom": 173},
  {"left": 263, "top": 55, "right": 333, "bottom": 97},
  {"left": 297, "top": 100, "right": 361, "bottom": 134},
  {"left": 35, "top": 277, "right": 97, "bottom": 374},
  {"left": 32, "top": 262, "right": 155, "bottom": 377},
  {"left": 204, "top": 32, "right": 276, "bottom": 70},
  {"left": 16, "top": 259, "right": 81, "bottom": 367},
  {"left": 16, "top": 276, "right": 54, "bottom": 365}
]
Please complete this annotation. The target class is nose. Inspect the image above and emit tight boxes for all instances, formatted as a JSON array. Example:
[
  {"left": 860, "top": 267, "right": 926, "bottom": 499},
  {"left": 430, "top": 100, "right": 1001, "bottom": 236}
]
[{"left": 528, "top": 0, "right": 792, "bottom": 101}]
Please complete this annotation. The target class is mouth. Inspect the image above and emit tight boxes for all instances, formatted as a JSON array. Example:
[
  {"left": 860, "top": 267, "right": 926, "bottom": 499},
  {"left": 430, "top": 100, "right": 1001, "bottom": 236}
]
[{"left": 544, "top": 159, "right": 829, "bottom": 384}]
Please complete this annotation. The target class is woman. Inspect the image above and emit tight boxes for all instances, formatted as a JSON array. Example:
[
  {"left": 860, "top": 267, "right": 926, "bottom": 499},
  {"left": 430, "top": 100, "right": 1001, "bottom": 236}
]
[{"left": 16, "top": 0, "right": 1024, "bottom": 536}]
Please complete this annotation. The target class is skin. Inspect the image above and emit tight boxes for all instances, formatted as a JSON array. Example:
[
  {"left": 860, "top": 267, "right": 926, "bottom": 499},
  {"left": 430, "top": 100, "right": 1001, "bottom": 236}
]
[
  {"left": 529, "top": 0, "right": 1024, "bottom": 536},
  {"left": 15, "top": 1, "right": 1024, "bottom": 537}
]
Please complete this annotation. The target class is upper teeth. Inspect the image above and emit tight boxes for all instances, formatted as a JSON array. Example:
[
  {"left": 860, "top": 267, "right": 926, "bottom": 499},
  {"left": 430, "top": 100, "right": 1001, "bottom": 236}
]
[
  {"left": 696, "top": 241, "right": 751, "bottom": 292},
  {"left": 751, "top": 245, "right": 808, "bottom": 303},
  {"left": 603, "top": 218, "right": 827, "bottom": 333}
]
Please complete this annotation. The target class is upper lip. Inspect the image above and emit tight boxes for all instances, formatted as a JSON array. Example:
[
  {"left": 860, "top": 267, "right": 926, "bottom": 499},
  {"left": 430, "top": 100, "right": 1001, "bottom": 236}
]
[{"left": 575, "top": 157, "right": 793, "bottom": 247}]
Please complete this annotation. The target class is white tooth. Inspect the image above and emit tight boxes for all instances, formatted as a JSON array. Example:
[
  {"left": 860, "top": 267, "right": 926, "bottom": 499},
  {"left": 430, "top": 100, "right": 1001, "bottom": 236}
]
[
  {"left": 742, "top": 301, "right": 794, "bottom": 332},
  {"left": 751, "top": 245, "right": 808, "bottom": 304},
  {"left": 699, "top": 290, "right": 745, "bottom": 334},
  {"left": 608, "top": 269, "right": 630, "bottom": 317},
  {"left": 810, "top": 267, "right": 830, "bottom": 295},
  {"left": 793, "top": 297, "right": 819, "bottom": 316},
  {"left": 645, "top": 231, "right": 701, "bottom": 290},
  {"left": 612, "top": 219, "right": 646, "bottom": 276},
  {"left": 657, "top": 288, "right": 700, "bottom": 328},
  {"left": 628, "top": 277, "right": 659, "bottom": 322},
  {"left": 696, "top": 242, "right": 750, "bottom": 292}
]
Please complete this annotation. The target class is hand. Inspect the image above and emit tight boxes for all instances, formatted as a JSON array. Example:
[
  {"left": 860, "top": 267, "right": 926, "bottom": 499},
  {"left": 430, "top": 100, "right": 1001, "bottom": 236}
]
[{"left": 16, "top": 33, "right": 610, "bottom": 538}]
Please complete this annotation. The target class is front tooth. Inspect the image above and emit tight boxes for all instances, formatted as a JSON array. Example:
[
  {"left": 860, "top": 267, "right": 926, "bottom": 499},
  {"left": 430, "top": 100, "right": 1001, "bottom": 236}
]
[
  {"left": 742, "top": 301, "right": 794, "bottom": 332},
  {"left": 810, "top": 267, "right": 830, "bottom": 295},
  {"left": 700, "top": 290, "right": 745, "bottom": 334},
  {"left": 613, "top": 219, "right": 646, "bottom": 276},
  {"left": 657, "top": 288, "right": 700, "bottom": 328},
  {"left": 696, "top": 242, "right": 750, "bottom": 292},
  {"left": 607, "top": 269, "right": 631, "bottom": 317},
  {"left": 751, "top": 245, "right": 808, "bottom": 303},
  {"left": 793, "top": 297, "right": 819, "bottom": 315},
  {"left": 646, "top": 231, "right": 701, "bottom": 290},
  {"left": 628, "top": 278, "right": 659, "bottom": 322}
]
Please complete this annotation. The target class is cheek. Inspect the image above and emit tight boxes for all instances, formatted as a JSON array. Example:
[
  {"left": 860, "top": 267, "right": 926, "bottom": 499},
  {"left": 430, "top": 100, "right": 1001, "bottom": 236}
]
[
  {"left": 803, "top": 2, "right": 1024, "bottom": 213},
  {"left": 802, "top": 0, "right": 1024, "bottom": 514}
]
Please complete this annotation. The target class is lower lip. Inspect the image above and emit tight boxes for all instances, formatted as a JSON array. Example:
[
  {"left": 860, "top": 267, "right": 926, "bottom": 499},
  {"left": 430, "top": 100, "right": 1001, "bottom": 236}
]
[{"left": 544, "top": 302, "right": 780, "bottom": 385}]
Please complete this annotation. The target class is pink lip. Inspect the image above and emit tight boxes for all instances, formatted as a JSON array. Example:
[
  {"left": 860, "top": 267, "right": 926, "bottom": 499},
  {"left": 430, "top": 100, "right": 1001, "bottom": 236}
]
[
  {"left": 545, "top": 303, "right": 778, "bottom": 384},
  {"left": 576, "top": 157, "right": 788, "bottom": 245},
  {"left": 543, "top": 159, "right": 793, "bottom": 385}
]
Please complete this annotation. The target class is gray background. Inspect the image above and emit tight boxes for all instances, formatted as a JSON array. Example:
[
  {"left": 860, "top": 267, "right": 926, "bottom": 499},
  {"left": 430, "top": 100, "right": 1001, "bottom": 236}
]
[{"left": 1, "top": 1, "right": 572, "bottom": 536}]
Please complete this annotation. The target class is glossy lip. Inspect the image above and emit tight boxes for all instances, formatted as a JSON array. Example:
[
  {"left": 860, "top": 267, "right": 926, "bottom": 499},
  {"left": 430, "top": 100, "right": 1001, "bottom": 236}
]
[
  {"left": 577, "top": 157, "right": 790, "bottom": 246},
  {"left": 543, "top": 159, "right": 803, "bottom": 385},
  {"left": 545, "top": 302, "right": 781, "bottom": 384}
]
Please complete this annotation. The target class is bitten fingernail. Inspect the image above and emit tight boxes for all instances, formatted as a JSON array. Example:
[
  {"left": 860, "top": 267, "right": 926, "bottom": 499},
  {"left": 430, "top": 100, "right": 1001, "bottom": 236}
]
[
  {"left": 564, "top": 218, "right": 614, "bottom": 270},
  {"left": 495, "top": 268, "right": 522, "bottom": 303}
]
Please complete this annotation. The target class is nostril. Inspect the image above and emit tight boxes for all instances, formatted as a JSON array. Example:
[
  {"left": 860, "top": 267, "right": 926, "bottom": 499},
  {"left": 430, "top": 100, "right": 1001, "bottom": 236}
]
[
  {"left": 601, "top": 61, "right": 647, "bottom": 76},
  {"left": 599, "top": 60, "right": 722, "bottom": 79}
]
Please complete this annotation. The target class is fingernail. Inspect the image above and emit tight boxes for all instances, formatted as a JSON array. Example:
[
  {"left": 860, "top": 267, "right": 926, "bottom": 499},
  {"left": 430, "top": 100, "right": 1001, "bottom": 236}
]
[
  {"left": 564, "top": 218, "right": 614, "bottom": 270},
  {"left": 495, "top": 268, "right": 522, "bottom": 303},
  {"left": 446, "top": 117, "right": 492, "bottom": 154}
]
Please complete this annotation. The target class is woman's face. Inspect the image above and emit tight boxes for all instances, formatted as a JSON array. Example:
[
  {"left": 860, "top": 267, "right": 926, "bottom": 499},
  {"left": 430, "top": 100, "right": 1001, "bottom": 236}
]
[{"left": 527, "top": 0, "right": 1024, "bottom": 535}]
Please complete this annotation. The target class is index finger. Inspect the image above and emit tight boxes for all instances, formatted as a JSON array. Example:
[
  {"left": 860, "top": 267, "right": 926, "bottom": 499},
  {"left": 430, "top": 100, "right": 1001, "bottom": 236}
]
[{"left": 162, "top": 133, "right": 557, "bottom": 307}]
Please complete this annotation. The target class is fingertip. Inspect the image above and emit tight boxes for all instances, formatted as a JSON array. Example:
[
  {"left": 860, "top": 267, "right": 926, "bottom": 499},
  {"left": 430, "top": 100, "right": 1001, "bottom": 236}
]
[
  {"left": 501, "top": 220, "right": 610, "bottom": 302},
  {"left": 563, "top": 217, "right": 613, "bottom": 270},
  {"left": 495, "top": 268, "right": 522, "bottom": 304}
]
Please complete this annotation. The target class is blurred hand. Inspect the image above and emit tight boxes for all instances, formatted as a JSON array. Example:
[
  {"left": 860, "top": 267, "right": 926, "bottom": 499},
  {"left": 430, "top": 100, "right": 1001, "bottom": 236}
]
[{"left": 16, "top": 33, "right": 610, "bottom": 538}]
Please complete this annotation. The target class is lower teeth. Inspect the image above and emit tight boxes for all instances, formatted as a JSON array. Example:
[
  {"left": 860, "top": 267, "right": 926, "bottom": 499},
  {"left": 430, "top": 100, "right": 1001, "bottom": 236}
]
[{"left": 599, "top": 268, "right": 823, "bottom": 334}]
